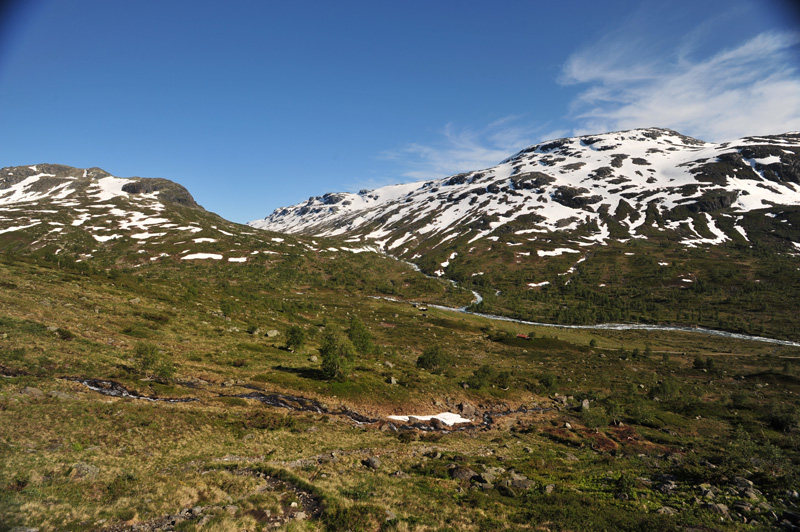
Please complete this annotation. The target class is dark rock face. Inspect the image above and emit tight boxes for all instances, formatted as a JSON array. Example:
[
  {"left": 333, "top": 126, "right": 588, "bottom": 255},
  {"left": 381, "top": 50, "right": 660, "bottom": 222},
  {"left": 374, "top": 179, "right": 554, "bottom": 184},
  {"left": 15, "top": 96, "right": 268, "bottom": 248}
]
[
  {"left": 510, "top": 172, "right": 555, "bottom": 191},
  {"left": 685, "top": 190, "right": 740, "bottom": 213},
  {"left": 551, "top": 186, "right": 602, "bottom": 209},
  {"left": 589, "top": 166, "right": 614, "bottom": 179},
  {"left": 692, "top": 146, "right": 800, "bottom": 186},
  {"left": 443, "top": 173, "right": 472, "bottom": 187},
  {"left": 120, "top": 178, "right": 201, "bottom": 208}
]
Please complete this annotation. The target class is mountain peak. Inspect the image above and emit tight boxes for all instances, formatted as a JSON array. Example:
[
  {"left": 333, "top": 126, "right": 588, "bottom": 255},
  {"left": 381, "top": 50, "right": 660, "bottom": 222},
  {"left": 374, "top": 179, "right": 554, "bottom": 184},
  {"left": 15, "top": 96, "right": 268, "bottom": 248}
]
[{"left": 0, "top": 164, "right": 200, "bottom": 209}]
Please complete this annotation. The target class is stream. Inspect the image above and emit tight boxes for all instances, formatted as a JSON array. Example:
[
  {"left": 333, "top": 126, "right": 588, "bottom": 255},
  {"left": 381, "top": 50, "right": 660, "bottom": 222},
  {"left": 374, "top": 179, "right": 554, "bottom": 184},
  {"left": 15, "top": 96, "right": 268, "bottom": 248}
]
[
  {"left": 433, "top": 302, "right": 800, "bottom": 347},
  {"left": 66, "top": 378, "right": 557, "bottom": 431},
  {"left": 370, "top": 291, "right": 800, "bottom": 347},
  {"left": 377, "top": 251, "right": 800, "bottom": 347}
]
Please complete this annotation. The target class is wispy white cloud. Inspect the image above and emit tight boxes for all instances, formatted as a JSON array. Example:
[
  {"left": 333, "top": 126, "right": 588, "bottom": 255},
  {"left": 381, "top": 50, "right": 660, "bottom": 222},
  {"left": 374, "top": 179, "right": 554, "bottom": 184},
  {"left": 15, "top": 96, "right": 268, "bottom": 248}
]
[
  {"left": 562, "top": 29, "right": 800, "bottom": 141},
  {"left": 381, "top": 118, "right": 553, "bottom": 181}
]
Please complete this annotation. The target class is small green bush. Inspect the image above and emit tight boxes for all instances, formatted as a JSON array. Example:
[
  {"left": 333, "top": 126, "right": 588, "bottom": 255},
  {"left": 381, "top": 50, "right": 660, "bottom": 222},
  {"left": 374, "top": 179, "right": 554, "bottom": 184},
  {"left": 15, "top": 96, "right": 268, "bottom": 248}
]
[
  {"left": 55, "top": 327, "right": 74, "bottom": 341},
  {"left": 346, "top": 315, "right": 374, "bottom": 356},
  {"left": 416, "top": 345, "right": 451, "bottom": 374},
  {"left": 319, "top": 329, "right": 356, "bottom": 381},
  {"left": 285, "top": 325, "right": 305, "bottom": 352},
  {"left": 467, "top": 364, "right": 512, "bottom": 390},
  {"left": 538, "top": 372, "right": 557, "bottom": 392},
  {"left": 133, "top": 342, "right": 160, "bottom": 374}
]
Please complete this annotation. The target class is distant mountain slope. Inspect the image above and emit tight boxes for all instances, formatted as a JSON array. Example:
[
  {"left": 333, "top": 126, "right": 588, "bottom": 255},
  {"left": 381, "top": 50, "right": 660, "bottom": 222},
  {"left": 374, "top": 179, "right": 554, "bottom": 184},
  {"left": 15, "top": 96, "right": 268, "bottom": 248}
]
[
  {"left": 0, "top": 163, "right": 386, "bottom": 267},
  {"left": 250, "top": 128, "right": 800, "bottom": 257},
  {"left": 250, "top": 128, "right": 800, "bottom": 340},
  {"left": 0, "top": 163, "right": 470, "bottom": 308},
  {"left": 0, "top": 163, "right": 213, "bottom": 250}
]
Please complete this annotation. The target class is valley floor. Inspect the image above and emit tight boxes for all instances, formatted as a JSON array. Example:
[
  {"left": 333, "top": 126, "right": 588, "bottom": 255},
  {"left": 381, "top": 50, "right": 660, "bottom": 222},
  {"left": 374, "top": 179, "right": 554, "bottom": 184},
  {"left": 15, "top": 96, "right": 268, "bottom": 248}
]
[{"left": 1, "top": 256, "right": 799, "bottom": 531}]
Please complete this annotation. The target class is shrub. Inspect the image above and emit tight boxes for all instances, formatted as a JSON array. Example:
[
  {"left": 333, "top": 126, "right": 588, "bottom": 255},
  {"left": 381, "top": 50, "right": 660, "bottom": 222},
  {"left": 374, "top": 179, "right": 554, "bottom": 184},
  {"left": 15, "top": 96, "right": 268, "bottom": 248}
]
[
  {"left": 467, "top": 364, "right": 512, "bottom": 390},
  {"left": 580, "top": 406, "right": 609, "bottom": 429},
  {"left": 538, "top": 372, "right": 557, "bottom": 392},
  {"left": 219, "top": 299, "right": 236, "bottom": 317},
  {"left": 285, "top": 325, "right": 305, "bottom": 352},
  {"left": 55, "top": 327, "right": 74, "bottom": 341},
  {"left": 765, "top": 405, "right": 799, "bottom": 432},
  {"left": 693, "top": 356, "right": 715, "bottom": 370},
  {"left": 319, "top": 329, "right": 356, "bottom": 381},
  {"left": 416, "top": 345, "right": 451, "bottom": 374},
  {"left": 155, "top": 359, "right": 176, "bottom": 381},
  {"left": 346, "top": 315, "right": 374, "bottom": 356},
  {"left": 133, "top": 342, "right": 160, "bottom": 374}
]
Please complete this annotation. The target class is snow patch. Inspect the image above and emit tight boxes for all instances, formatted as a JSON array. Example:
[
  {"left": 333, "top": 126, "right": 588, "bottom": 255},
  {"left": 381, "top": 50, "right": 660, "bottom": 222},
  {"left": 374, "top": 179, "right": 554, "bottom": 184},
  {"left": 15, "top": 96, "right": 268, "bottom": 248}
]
[
  {"left": 527, "top": 281, "right": 550, "bottom": 288},
  {"left": 387, "top": 412, "right": 472, "bottom": 426},
  {"left": 181, "top": 253, "right": 223, "bottom": 260},
  {"left": 537, "top": 248, "right": 580, "bottom": 257}
]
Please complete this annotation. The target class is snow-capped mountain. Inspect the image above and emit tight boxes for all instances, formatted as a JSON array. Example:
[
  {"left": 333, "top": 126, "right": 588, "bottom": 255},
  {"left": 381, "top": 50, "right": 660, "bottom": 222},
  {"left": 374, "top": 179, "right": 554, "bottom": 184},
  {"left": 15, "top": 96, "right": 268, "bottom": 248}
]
[
  {"left": 0, "top": 163, "right": 214, "bottom": 246},
  {"left": 250, "top": 128, "right": 800, "bottom": 257},
  {"left": 0, "top": 164, "right": 388, "bottom": 265}
]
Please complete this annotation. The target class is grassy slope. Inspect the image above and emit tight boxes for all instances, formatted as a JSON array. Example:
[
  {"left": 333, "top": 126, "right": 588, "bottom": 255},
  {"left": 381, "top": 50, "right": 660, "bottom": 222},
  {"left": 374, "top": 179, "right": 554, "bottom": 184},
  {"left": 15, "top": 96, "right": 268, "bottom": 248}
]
[{"left": 1, "top": 252, "right": 799, "bottom": 531}]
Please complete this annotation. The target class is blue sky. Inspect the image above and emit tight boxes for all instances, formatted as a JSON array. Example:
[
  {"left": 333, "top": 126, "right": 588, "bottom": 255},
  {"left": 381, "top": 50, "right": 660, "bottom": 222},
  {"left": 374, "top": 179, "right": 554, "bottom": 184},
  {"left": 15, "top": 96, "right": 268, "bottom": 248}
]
[{"left": 1, "top": 0, "right": 799, "bottom": 223}]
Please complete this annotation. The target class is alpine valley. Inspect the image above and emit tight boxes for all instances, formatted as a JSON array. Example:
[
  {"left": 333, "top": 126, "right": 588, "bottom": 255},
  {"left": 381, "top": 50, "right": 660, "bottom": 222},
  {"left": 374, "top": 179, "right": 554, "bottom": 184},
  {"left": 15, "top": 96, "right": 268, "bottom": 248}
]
[
  {"left": 1, "top": 128, "right": 800, "bottom": 532},
  {"left": 252, "top": 128, "right": 800, "bottom": 341}
]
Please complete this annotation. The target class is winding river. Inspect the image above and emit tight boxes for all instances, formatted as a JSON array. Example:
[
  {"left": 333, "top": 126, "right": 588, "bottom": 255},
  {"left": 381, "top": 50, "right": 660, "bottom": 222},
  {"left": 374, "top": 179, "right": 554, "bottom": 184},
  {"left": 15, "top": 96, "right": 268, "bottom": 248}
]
[{"left": 373, "top": 293, "right": 800, "bottom": 348}]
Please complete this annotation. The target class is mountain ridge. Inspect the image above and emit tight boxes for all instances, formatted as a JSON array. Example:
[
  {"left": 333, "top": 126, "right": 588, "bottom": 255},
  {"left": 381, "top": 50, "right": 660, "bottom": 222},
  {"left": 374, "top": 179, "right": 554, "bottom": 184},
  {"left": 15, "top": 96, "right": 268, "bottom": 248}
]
[{"left": 249, "top": 127, "right": 800, "bottom": 258}]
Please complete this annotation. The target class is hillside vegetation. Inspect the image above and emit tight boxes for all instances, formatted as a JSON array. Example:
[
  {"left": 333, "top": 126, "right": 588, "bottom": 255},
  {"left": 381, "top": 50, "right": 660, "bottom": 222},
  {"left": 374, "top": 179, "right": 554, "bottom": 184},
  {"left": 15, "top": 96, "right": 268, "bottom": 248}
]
[{"left": 1, "top": 249, "right": 799, "bottom": 531}]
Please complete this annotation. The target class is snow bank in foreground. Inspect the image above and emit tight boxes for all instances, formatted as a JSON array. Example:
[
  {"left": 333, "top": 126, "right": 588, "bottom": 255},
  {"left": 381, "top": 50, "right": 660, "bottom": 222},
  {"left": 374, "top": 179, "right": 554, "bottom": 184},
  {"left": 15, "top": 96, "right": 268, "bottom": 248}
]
[{"left": 387, "top": 412, "right": 472, "bottom": 426}]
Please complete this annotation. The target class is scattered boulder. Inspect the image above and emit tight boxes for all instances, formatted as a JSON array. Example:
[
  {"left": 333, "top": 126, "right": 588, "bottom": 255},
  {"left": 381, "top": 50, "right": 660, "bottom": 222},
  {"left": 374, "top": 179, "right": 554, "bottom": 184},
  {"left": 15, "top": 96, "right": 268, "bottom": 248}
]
[
  {"left": 702, "top": 503, "right": 729, "bottom": 517},
  {"left": 656, "top": 480, "right": 677, "bottom": 494},
  {"left": 742, "top": 487, "right": 761, "bottom": 500},
  {"left": 19, "top": 387, "right": 43, "bottom": 397},
  {"left": 48, "top": 391, "right": 76, "bottom": 400},
  {"left": 266, "top": 330, "right": 280, "bottom": 338},
  {"left": 544, "top": 484, "right": 556, "bottom": 494},
  {"left": 450, "top": 466, "right": 477, "bottom": 482},
  {"left": 429, "top": 418, "right": 444, "bottom": 430},
  {"left": 459, "top": 402, "right": 476, "bottom": 418},
  {"left": 656, "top": 506, "right": 678, "bottom": 515},
  {"left": 308, "top": 355, "right": 318, "bottom": 363},
  {"left": 581, "top": 399, "right": 590, "bottom": 411},
  {"left": 70, "top": 462, "right": 99, "bottom": 479},
  {"left": 510, "top": 475, "right": 534, "bottom": 491},
  {"left": 364, "top": 456, "right": 381, "bottom": 469}
]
